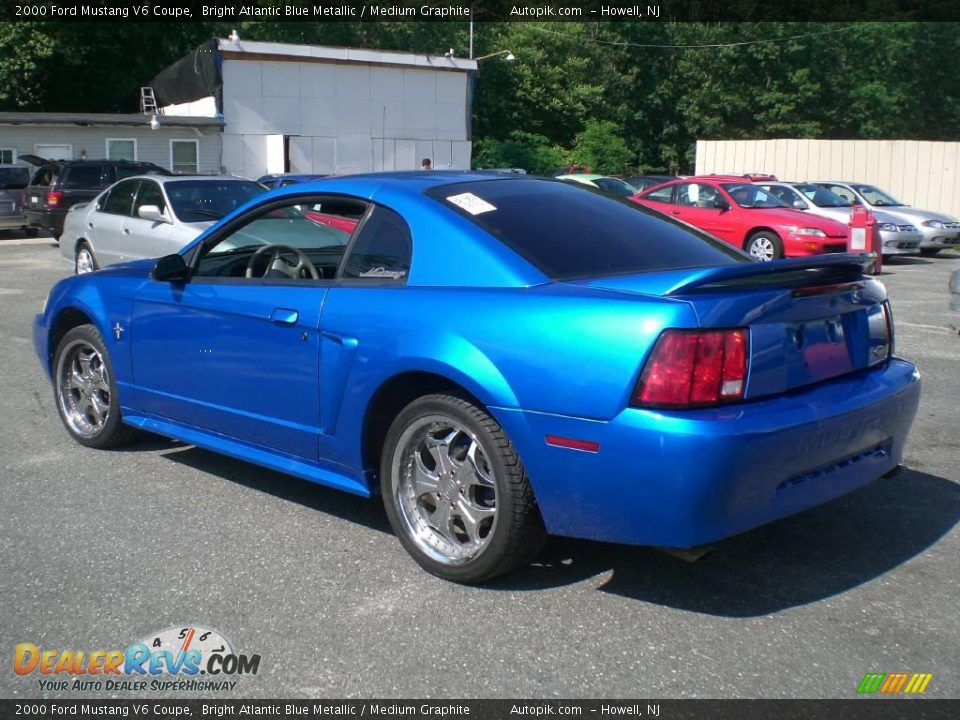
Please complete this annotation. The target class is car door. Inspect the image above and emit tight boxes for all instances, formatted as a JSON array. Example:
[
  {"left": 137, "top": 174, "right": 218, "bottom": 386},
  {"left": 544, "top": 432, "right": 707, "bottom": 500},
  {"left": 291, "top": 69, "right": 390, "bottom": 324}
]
[
  {"left": 670, "top": 182, "right": 738, "bottom": 242},
  {"left": 120, "top": 179, "right": 176, "bottom": 262},
  {"left": 129, "top": 194, "right": 365, "bottom": 462},
  {"left": 89, "top": 179, "right": 139, "bottom": 266}
]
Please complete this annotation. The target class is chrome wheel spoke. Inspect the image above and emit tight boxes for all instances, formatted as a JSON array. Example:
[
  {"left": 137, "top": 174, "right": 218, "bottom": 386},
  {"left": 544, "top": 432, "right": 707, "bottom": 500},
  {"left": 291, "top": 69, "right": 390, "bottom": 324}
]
[
  {"left": 455, "top": 496, "right": 495, "bottom": 545},
  {"left": 456, "top": 440, "right": 495, "bottom": 489},
  {"left": 427, "top": 500, "right": 457, "bottom": 543},
  {"left": 412, "top": 453, "right": 440, "bottom": 497}
]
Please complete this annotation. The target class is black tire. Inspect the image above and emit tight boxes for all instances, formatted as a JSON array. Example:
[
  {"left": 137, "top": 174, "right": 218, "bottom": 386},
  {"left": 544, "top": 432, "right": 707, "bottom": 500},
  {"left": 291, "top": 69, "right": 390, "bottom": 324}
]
[
  {"left": 52, "top": 324, "right": 137, "bottom": 449},
  {"left": 919, "top": 248, "right": 940, "bottom": 257},
  {"left": 744, "top": 231, "right": 784, "bottom": 261},
  {"left": 75, "top": 241, "right": 98, "bottom": 274},
  {"left": 381, "top": 394, "right": 546, "bottom": 583}
]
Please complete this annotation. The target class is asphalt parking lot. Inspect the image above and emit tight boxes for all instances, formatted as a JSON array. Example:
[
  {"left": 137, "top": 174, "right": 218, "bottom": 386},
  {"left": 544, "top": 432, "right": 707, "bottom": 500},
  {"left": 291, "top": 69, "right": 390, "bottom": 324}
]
[{"left": 1, "top": 235, "right": 958, "bottom": 699}]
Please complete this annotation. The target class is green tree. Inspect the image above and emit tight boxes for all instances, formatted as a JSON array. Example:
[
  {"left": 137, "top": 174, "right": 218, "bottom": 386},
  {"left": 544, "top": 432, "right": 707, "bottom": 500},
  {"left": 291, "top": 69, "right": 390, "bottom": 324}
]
[{"left": 570, "top": 120, "right": 634, "bottom": 174}]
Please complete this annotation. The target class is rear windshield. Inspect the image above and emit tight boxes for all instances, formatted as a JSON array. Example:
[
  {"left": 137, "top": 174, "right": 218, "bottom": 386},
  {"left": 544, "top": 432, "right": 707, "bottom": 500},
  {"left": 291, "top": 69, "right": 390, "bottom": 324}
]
[
  {"left": 425, "top": 178, "right": 749, "bottom": 279},
  {"left": 0, "top": 167, "right": 30, "bottom": 190}
]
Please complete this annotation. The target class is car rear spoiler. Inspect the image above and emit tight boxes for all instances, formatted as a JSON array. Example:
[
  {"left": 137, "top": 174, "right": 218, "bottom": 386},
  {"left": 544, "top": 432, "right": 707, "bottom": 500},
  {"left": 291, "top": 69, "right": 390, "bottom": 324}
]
[{"left": 665, "top": 254, "right": 873, "bottom": 295}]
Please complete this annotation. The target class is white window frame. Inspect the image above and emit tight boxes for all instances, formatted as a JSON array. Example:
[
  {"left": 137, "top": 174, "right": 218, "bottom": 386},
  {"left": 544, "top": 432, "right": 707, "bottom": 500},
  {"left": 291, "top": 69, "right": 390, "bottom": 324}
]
[
  {"left": 105, "top": 138, "right": 138, "bottom": 161},
  {"left": 169, "top": 139, "right": 199, "bottom": 174},
  {"left": 0, "top": 147, "right": 16, "bottom": 164},
  {"left": 33, "top": 143, "right": 73, "bottom": 160}
]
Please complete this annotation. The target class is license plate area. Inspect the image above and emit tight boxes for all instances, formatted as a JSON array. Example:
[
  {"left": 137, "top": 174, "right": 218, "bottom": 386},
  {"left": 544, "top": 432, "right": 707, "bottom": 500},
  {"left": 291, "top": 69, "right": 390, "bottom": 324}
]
[{"left": 785, "top": 315, "right": 855, "bottom": 382}]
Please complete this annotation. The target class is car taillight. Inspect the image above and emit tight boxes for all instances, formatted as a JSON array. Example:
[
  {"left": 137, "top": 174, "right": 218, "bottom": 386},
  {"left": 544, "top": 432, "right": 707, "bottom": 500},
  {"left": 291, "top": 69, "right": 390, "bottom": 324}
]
[
  {"left": 46, "top": 191, "right": 63, "bottom": 208},
  {"left": 632, "top": 328, "right": 748, "bottom": 409}
]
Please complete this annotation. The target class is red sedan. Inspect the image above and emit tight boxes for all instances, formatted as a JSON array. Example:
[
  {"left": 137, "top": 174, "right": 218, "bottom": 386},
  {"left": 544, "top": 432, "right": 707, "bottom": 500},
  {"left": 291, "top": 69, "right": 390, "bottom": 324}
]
[{"left": 633, "top": 176, "right": 850, "bottom": 260}]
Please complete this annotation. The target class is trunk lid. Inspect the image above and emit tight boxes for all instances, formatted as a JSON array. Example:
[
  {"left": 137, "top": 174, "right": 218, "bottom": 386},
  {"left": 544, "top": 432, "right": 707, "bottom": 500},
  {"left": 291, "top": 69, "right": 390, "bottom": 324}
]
[{"left": 565, "top": 255, "right": 890, "bottom": 399}]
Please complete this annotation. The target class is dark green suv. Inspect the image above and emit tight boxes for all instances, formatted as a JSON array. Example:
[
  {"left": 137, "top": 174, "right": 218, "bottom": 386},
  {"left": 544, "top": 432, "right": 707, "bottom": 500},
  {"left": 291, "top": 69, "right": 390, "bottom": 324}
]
[{"left": 21, "top": 156, "right": 167, "bottom": 239}]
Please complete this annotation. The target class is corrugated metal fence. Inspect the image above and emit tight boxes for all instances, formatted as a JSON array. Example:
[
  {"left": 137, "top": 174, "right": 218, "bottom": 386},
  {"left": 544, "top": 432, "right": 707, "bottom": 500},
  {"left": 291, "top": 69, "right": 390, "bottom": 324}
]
[{"left": 696, "top": 139, "right": 960, "bottom": 217}]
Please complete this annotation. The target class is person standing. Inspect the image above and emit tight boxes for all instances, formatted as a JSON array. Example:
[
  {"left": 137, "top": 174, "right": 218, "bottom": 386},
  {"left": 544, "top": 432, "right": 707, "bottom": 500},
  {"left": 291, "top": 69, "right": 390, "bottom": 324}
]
[{"left": 421, "top": 158, "right": 432, "bottom": 170}]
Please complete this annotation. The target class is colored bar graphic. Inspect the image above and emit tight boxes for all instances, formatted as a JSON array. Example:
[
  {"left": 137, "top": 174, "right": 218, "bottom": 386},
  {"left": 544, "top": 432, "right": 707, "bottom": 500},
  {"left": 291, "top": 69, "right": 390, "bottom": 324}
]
[{"left": 858, "top": 672, "right": 932, "bottom": 694}]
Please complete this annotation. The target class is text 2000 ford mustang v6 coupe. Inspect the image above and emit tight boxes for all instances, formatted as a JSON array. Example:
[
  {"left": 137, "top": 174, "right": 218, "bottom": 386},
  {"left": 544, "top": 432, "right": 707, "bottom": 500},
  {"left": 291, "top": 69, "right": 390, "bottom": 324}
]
[{"left": 34, "top": 173, "right": 920, "bottom": 582}]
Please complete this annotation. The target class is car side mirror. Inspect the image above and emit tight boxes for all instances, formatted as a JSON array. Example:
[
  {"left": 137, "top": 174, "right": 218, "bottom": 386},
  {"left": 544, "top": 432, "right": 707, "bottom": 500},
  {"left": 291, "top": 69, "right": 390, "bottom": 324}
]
[
  {"left": 139, "top": 205, "right": 171, "bottom": 223},
  {"left": 793, "top": 200, "right": 807, "bottom": 210},
  {"left": 714, "top": 197, "right": 731, "bottom": 211},
  {"left": 152, "top": 253, "right": 189, "bottom": 283}
]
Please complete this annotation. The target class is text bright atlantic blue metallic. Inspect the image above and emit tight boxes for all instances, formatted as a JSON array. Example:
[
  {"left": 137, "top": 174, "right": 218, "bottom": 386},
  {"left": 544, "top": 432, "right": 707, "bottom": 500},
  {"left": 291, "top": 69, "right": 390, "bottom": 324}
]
[{"left": 34, "top": 172, "right": 921, "bottom": 580}]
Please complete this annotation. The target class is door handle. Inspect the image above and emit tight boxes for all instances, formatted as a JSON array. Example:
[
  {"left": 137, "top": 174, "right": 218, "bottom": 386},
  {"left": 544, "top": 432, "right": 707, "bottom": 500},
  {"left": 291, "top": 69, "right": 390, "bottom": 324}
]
[
  {"left": 269, "top": 308, "right": 299, "bottom": 325},
  {"left": 88, "top": 223, "right": 94, "bottom": 228},
  {"left": 671, "top": 210, "right": 682, "bottom": 215},
  {"left": 123, "top": 228, "right": 131, "bottom": 234}
]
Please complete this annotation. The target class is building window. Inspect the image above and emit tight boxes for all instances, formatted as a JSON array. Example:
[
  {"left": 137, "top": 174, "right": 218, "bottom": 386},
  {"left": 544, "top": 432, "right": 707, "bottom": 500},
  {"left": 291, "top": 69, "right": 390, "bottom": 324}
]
[
  {"left": 0, "top": 148, "right": 15, "bottom": 164},
  {"left": 170, "top": 140, "right": 199, "bottom": 174},
  {"left": 106, "top": 138, "right": 137, "bottom": 161}
]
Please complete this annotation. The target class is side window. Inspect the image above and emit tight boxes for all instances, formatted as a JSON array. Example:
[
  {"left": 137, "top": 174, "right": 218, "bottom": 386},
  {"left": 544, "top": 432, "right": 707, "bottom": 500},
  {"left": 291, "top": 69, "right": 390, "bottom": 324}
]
[
  {"left": 194, "top": 196, "right": 367, "bottom": 281},
  {"left": 133, "top": 180, "right": 166, "bottom": 216},
  {"left": 676, "top": 183, "right": 719, "bottom": 209},
  {"left": 340, "top": 206, "right": 412, "bottom": 282},
  {"left": 100, "top": 179, "right": 139, "bottom": 216},
  {"left": 644, "top": 184, "right": 675, "bottom": 203},
  {"left": 61, "top": 165, "right": 104, "bottom": 190},
  {"left": 763, "top": 185, "right": 799, "bottom": 206}
]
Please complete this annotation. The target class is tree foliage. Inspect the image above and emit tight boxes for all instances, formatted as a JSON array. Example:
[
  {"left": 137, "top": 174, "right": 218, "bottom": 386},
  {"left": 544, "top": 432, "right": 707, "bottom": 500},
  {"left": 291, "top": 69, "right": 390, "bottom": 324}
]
[{"left": 1, "top": 21, "right": 958, "bottom": 173}]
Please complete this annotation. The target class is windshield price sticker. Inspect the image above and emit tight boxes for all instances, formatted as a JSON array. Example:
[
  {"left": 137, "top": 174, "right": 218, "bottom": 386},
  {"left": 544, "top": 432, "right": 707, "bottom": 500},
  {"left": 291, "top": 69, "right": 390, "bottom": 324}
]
[{"left": 446, "top": 193, "right": 497, "bottom": 215}]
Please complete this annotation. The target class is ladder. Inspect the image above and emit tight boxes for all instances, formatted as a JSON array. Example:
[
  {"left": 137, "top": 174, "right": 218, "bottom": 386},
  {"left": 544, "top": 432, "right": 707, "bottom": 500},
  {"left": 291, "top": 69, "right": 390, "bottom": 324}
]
[{"left": 140, "top": 87, "right": 158, "bottom": 115}]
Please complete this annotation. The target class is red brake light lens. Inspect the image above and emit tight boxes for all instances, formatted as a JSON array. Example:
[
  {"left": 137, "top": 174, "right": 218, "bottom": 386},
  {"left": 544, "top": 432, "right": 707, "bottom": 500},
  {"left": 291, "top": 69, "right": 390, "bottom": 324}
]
[
  {"left": 46, "top": 191, "right": 63, "bottom": 208},
  {"left": 633, "top": 328, "right": 748, "bottom": 408}
]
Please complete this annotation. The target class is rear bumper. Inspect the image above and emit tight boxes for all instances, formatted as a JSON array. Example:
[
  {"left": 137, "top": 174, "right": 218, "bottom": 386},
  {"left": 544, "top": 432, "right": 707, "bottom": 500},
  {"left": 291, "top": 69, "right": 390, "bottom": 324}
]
[
  {"left": 494, "top": 358, "right": 920, "bottom": 547},
  {"left": 0, "top": 215, "right": 29, "bottom": 230},
  {"left": 24, "top": 208, "right": 66, "bottom": 235}
]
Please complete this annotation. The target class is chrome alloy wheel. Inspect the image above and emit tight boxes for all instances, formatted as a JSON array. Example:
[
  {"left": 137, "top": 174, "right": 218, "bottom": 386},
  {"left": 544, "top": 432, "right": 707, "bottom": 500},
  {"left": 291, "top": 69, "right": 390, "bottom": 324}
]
[
  {"left": 748, "top": 236, "right": 776, "bottom": 261},
  {"left": 56, "top": 339, "right": 111, "bottom": 438},
  {"left": 76, "top": 247, "right": 95, "bottom": 274},
  {"left": 392, "top": 415, "right": 498, "bottom": 565}
]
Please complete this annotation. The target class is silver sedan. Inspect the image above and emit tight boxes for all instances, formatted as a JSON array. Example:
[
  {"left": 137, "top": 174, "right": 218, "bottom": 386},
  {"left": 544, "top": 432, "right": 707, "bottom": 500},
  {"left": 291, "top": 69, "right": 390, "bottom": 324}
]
[{"left": 60, "top": 175, "right": 265, "bottom": 274}]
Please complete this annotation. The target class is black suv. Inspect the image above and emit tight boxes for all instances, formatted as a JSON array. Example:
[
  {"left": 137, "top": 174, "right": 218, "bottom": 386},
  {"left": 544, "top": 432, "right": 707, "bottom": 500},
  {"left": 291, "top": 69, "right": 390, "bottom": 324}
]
[
  {"left": 21, "top": 156, "right": 168, "bottom": 238},
  {"left": 0, "top": 164, "right": 34, "bottom": 235}
]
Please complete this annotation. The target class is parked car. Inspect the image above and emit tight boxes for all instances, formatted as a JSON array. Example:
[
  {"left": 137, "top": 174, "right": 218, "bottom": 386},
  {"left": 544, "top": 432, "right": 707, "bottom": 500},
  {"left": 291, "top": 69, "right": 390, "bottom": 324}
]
[
  {"left": 624, "top": 174, "right": 678, "bottom": 193},
  {"left": 35, "top": 172, "right": 919, "bottom": 582},
  {"left": 60, "top": 175, "right": 265, "bottom": 274},
  {"left": 257, "top": 173, "right": 330, "bottom": 189},
  {"left": 21, "top": 156, "right": 168, "bottom": 240},
  {"left": 557, "top": 173, "right": 638, "bottom": 197},
  {"left": 550, "top": 164, "right": 590, "bottom": 176},
  {"left": 812, "top": 181, "right": 960, "bottom": 256},
  {"left": 634, "top": 175, "right": 850, "bottom": 261},
  {"left": 0, "top": 164, "right": 35, "bottom": 235},
  {"left": 756, "top": 181, "right": 922, "bottom": 256}
]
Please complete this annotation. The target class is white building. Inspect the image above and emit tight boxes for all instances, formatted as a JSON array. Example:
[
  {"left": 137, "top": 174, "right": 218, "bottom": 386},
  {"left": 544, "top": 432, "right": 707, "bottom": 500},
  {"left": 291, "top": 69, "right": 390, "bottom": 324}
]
[{"left": 154, "top": 37, "right": 478, "bottom": 178}]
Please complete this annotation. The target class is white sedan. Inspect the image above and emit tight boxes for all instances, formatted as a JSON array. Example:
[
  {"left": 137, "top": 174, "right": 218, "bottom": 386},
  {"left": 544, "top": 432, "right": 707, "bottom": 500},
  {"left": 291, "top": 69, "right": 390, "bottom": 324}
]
[{"left": 60, "top": 175, "right": 265, "bottom": 274}]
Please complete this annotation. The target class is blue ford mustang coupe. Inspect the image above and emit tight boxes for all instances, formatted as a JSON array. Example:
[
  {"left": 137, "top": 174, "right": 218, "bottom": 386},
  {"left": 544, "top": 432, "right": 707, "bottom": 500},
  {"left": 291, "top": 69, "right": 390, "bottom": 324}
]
[{"left": 34, "top": 172, "right": 920, "bottom": 582}]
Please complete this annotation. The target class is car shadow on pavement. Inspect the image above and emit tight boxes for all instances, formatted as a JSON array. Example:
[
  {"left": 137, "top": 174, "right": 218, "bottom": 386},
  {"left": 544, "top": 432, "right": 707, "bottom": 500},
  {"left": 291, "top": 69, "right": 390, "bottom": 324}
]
[
  {"left": 489, "top": 468, "right": 960, "bottom": 616},
  {"left": 155, "top": 444, "right": 394, "bottom": 535}
]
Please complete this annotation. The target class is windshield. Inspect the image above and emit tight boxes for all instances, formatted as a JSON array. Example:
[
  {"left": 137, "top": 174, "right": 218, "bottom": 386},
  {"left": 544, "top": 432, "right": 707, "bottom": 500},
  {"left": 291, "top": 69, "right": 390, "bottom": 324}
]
[
  {"left": 592, "top": 177, "right": 638, "bottom": 197},
  {"left": 165, "top": 180, "right": 265, "bottom": 222},
  {"left": 425, "top": 178, "right": 748, "bottom": 280},
  {"left": 850, "top": 184, "right": 903, "bottom": 207},
  {"left": 793, "top": 184, "right": 853, "bottom": 208},
  {"left": 0, "top": 167, "right": 30, "bottom": 189},
  {"left": 720, "top": 183, "right": 787, "bottom": 209}
]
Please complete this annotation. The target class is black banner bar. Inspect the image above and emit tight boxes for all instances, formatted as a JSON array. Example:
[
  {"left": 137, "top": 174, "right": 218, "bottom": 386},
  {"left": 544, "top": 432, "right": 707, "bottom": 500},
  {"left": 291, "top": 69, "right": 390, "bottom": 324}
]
[
  {"left": 1, "top": 0, "right": 959, "bottom": 23},
  {"left": 0, "top": 700, "right": 958, "bottom": 720}
]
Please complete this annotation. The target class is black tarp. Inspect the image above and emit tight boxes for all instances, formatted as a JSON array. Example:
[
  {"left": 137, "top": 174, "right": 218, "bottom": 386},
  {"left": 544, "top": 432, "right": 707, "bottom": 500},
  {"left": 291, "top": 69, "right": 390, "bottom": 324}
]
[{"left": 151, "top": 39, "right": 222, "bottom": 112}]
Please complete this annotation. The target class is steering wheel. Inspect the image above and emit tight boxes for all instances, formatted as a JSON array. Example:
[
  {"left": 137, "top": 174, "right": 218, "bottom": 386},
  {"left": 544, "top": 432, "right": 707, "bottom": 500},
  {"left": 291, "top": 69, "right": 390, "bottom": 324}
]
[{"left": 244, "top": 244, "right": 320, "bottom": 280}]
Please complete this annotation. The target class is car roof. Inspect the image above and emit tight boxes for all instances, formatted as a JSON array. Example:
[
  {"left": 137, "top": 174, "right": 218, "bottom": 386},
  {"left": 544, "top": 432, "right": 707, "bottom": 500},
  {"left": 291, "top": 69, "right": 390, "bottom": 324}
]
[
  {"left": 120, "top": 174, "right": 256, "bottom": 185},
  {"left": 557, "top": 173, "right": 605, "bottom": 181}
]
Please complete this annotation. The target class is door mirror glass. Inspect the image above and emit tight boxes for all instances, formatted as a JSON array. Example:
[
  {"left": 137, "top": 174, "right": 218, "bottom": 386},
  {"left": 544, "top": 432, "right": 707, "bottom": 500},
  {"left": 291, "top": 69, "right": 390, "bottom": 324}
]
[
  {"left": 793, "top": 199, "right": 807, "bottom": 210},
  {"left": 152, "top": 253, "right": 189, "bottom": 282},
  {"left": 714, "top": 197, "right": 731, "bottom": 211}
]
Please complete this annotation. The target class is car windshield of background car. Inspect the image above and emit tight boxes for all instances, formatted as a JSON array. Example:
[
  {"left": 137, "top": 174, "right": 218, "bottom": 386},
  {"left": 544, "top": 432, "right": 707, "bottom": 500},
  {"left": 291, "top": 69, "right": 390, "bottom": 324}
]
[
  {"left": 425, "top": 178, "right": 749, "bottom": 280},
  {"left": 794, "top": 184, "right": 853, "bottom": 208},
  {"left": 851, "top": 184, "right": 904, "bottom": 207},
  {"left": 721, "top": 183, "right": 787, "bottom": 209},
  {"left": 165, "top": 180, "right": 266, "bottom": 222}
]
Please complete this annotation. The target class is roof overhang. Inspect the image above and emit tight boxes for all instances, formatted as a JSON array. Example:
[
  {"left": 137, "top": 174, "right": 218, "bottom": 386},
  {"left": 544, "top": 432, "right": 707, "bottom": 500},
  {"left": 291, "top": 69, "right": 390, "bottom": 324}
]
[{"left": 0, "top": 112, "right": 223, "bottom": 129}]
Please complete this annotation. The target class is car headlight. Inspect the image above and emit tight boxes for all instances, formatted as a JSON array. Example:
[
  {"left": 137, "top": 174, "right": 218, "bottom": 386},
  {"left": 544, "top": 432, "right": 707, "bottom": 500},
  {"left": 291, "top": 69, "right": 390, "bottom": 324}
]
[
  {"left": 879, "top": 223, "right": 898, "bottom": 232},
  {"left": 790, "top": 227, "right": 826, "bottom": 237},
  {"left": 924, "top": 220, "right": 945, "bottom": 229}
]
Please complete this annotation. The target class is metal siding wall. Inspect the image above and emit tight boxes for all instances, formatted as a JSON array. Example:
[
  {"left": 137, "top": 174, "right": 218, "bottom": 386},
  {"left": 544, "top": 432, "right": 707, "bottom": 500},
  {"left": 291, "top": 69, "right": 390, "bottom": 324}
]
[
  {"left": 221, "top": 57, "right": 472, "bottom": 176},
  {"left": 0, "top": 125, "right": 219, "bottom": 173},
  {"left": 697, "top": 139, "right": 960, "bottom": 216}
]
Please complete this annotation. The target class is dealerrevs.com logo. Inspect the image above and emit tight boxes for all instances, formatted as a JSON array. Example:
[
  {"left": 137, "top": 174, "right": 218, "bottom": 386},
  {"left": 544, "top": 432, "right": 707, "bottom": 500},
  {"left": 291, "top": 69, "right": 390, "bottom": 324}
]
[{"left": 14, "top": 625, "right": 260, "bottom": 692}]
